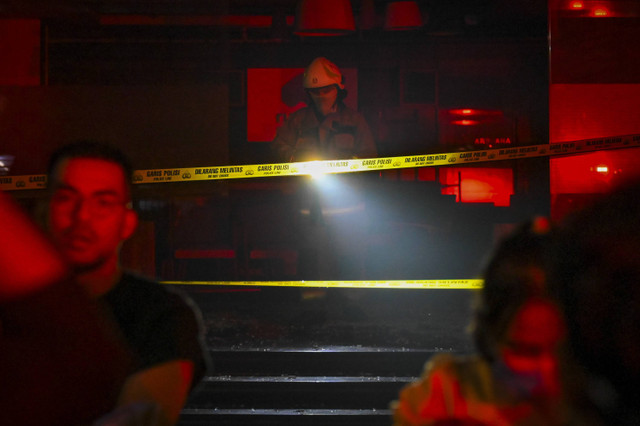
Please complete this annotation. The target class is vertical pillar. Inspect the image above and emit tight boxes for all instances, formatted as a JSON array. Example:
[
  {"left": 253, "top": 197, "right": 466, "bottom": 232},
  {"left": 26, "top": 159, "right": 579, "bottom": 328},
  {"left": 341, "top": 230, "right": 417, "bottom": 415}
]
[{"left": 0, "top": 19, "right": 41, "bottom": 86}]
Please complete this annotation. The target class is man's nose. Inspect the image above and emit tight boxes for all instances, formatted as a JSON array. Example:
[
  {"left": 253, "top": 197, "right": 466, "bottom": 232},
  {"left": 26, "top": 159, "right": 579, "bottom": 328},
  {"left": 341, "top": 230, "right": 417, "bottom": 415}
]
[{"left": 72, "top": 199, "right": 92, "bottom": 221}]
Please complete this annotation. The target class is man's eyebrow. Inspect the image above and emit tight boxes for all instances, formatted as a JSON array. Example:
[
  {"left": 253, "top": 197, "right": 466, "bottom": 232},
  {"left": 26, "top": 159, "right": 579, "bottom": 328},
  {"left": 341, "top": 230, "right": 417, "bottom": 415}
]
[
  {"left": 93, "top": 190, "right": 121, "bottom": 197},
  {"left": 51, "top": 183, "right": 77, "bottom": 192},
  {"left": 52, "top": 185, "right": 121, "bottom": 197}
]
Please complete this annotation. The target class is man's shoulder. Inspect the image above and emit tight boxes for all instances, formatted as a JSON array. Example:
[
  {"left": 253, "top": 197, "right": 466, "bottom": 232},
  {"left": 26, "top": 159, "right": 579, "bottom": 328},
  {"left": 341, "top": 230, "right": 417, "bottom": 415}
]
[
  {"left": 114, "top": 273, "right": 193, "bottom": 310},
  {"left": 284, "top": 106, "right": 315, "bottom": 124},
  {"left": 119, "top": 272, "right": 159, "bottom": 287},
  {"left": 335, "top": 105, "right": 368, "bottom": 124},
  {"left": 116, "top": 273, "right": 165, "bottom": 296},
  {"left": 109, "top": 273, "right": 210, "bottom": 382},
  {"left": 288, "top": 106, "right": 312, "bottom": 118},
  {"left": 110, "top": 273, "right": 205, "bottom": 338}
]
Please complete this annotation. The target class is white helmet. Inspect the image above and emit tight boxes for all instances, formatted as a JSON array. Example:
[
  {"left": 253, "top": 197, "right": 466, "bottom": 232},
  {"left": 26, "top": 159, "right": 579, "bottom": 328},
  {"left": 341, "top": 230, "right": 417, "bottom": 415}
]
[{"left": 303, "top": 57, "right": 344, "bottom": 90}]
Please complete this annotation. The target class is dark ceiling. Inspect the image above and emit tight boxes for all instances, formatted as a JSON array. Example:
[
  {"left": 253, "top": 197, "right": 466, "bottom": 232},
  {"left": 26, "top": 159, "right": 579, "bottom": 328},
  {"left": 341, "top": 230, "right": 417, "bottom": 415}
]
[
  {"left": 0, "top": 1, "right": 546, "bottom": 17},
  {"left": 0, "top": 0, "right": 547, "bottom": 39}
]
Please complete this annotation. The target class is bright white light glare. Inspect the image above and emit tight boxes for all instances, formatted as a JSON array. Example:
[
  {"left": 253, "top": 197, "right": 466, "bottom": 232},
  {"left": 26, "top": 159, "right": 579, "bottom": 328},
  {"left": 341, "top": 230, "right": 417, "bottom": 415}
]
[
  {"left": 299, "top": 202, "right": 365, "bottom": 217},
  {"left": 596, "top": 165, "right": 608, "bottom": 173},
  {"left": 304, "top": 161, "right": 325, "bottom": 180},
  {"left": 0, "top": 155, "right": 14, "bottom": 175},
  {"left": 310, "top": 172, "right": 327, "bottom": 181}
]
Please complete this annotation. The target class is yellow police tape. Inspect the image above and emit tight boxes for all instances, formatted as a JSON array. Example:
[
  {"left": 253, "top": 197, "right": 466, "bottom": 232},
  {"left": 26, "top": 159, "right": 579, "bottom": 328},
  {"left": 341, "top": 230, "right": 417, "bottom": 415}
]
[
  {"left": 2, "top": 133, "right": 639, "bottom": 191},
  {"left": 161, "top": 279, "right": 484, "bottom": 289},
  {"left": 132, "top": 134, "right": 640, "bottom": 184}
]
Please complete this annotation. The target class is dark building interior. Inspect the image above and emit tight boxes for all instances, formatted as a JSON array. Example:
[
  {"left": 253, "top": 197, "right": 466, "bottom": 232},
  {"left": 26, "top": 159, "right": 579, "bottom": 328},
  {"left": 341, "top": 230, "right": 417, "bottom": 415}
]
[{"left": 2, "top": 0, "right": 640, "bottom": 424}]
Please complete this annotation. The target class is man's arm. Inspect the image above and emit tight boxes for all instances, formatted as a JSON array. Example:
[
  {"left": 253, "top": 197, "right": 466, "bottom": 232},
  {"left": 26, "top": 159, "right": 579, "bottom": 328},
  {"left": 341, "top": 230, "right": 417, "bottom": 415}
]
[
  {"left": 0, "top": 191, "right": 132, "bottom": 425},
  {"left": 354, "top": 112, "right": 378, "bottom": 159},
  {"left": 106, "top": 283, "right": 209, "bottom": 426},
  {"left": 271, "top": 111, "right": 301, "bottom": 162},
  {"left": 117, "top": 359, "right": 195, "bottom": 426},
  {"left": 0, "top": 191, "right": 67, "bottom": 299}
]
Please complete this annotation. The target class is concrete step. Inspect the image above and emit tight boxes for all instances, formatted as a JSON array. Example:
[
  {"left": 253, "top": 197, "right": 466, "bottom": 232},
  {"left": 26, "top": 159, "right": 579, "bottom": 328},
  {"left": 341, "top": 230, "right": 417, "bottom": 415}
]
[{"left": 178, "top": 348, "right": 453, "bottom": 425}]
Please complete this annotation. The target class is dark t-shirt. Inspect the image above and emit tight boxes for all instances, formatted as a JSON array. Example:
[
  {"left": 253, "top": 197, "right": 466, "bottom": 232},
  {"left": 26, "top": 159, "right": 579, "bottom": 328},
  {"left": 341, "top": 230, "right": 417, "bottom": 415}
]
[
  {"left": 101, "top": 273, "right": 210, "bottom": 389},
  {"left": 1, "top": 280, "right": 132, "bottom": 426}
]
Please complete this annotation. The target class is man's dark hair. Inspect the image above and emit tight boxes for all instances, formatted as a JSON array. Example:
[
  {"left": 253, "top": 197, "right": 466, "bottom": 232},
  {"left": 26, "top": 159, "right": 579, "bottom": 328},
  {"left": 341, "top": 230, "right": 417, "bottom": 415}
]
[{"left": 47, "top": 140, "right": 133, "bottom": 191}]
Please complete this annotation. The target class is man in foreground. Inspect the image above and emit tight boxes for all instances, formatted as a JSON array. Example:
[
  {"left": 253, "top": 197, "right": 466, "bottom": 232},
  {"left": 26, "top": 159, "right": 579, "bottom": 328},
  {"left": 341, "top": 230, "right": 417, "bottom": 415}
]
[
  {"left": 46, "top": 140, "right": 209, "bottom": 425},
  {"left": 1, "top": 189, "right": 132, "bottom": 425}
]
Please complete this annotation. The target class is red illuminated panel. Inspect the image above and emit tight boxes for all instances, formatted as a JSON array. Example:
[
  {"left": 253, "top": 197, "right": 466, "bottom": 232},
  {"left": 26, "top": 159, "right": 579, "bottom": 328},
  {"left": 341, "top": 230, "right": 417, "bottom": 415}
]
[
  {"left": 591, "top": 6, "right": 611, "bottom": 17},
  {"left": 247, "top": 67, "right": 359, "bottom": 142},
  {"left": 447, "top": 108, "right": 503, "bottom": 117},
  {"left": 550, "top": 84, "right": 640, "bottom": 143},
  {"left": 399, "top": 168, "right": 416, "bottom": 181},
  {"left": 451, "top": 119, "right": 478, "bottom": 126},
  {"left": 418, "top": 167, "right": 436, "bottom": 181},
  {"left": 440, "top": 167, "right": 513, "bottom": 207},
  {"left": 0, "top": 19, "right": 40, "bottom": 86},
  {"left": 439, "top": 108, "right": 512, "bottom": 146},
  {"left": 549, "top": 82, "right": 640, "bottom": 220},
  {"left": 247, "top": 68, "right": 305, "bottom": 142},
  {"left": 449, "top": 108, "right": 474, "bottom": 115},
  {"left": 569, "top": 1, "right": 584, "bottom": 9},
  {"left": 550, "top": 149, "right": 640, "bottom": 195},
  {"left": 549, "top": 148, "right": 640, "bottom": 221}
]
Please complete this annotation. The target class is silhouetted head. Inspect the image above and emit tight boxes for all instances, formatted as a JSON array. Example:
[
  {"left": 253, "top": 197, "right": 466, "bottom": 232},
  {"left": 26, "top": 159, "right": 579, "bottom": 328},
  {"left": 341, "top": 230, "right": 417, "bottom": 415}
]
[
  {"left": 472, "top": 218, "right": 565, "bottom": 399},
  {"left": 550, "top": 180, "right": 640, "bottom": 423}
]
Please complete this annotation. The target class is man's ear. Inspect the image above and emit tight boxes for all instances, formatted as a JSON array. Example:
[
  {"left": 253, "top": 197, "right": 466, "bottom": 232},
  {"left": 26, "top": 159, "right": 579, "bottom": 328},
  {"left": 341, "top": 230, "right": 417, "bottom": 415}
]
[{"left": 122, "top": 209, "right": 139, "bottom": 241}]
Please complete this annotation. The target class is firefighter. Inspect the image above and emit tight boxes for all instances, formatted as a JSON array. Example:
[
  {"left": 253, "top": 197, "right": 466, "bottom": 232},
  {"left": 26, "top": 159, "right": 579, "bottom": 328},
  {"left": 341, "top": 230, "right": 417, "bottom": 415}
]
[{"left": 271, "top": 57, "right": 377, "bottom": 163}]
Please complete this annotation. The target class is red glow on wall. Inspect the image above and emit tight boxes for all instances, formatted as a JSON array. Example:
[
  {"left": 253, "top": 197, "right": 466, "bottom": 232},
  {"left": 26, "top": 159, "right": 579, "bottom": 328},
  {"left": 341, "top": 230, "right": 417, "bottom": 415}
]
[
  {"left": 569, "top": 1, "right": 584, "bottom": 10},
  {"left": 449, "top": 108, "right": 474, "bottom": 115},
  {"left": 440, "top": 167, "right": 513, "bottom": 207},
  {"left": 549, "top": 85, "right": 640, "bottom": 143},
  {"left": 247, "top": 68, "right": 305, "bottom": 142},
  {"left": 439, "top": 108, "right": 513, "bottom": 146},
  {"left": 417, "top": 167, "right": 436, "bottom": 181},
  {"left": 550, "top": 149, "right": 640, "bottom": 195},
  {"left": 549, "top": 149, "right": 640, "bottom": 221},
  {"left": 0, "top": 19, "right": 40, "bottom": 86},
  {"left": 447, "top": 108, "right": 503, "bottom": 117},
  {"left": 591, "top": 6, "right": 610, "bottom": 17},
  {"left": 452, "top": 119, "right": 478, "bottom": 126}
]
